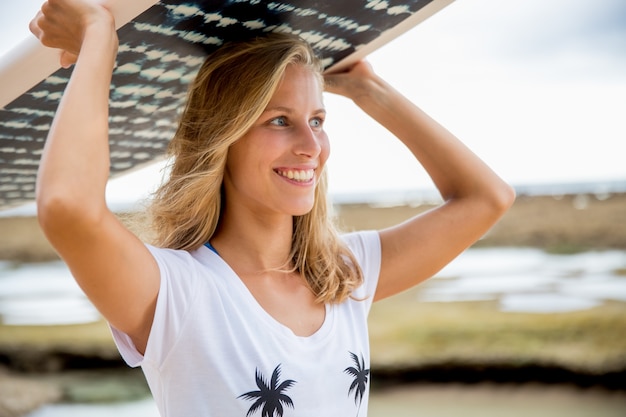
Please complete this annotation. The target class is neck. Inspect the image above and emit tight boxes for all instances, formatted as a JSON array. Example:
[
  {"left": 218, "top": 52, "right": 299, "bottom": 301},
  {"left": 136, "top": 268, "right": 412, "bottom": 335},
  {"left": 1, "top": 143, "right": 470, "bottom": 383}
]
[{"left": 211, "top": 209, "right": 294, "bottom": 273}]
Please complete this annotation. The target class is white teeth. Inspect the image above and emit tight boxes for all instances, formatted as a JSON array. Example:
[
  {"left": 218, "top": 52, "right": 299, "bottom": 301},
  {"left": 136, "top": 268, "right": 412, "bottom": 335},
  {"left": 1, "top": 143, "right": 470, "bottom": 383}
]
[{"left": 278, "top": 169, "right": 314, "bottom": 182}]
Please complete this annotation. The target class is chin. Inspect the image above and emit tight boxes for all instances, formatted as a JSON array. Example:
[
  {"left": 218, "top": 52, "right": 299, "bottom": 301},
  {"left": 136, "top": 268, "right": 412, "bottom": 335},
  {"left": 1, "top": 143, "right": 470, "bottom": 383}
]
[{"left": 288, "top": 200, "right": 315, "bottom": 217}]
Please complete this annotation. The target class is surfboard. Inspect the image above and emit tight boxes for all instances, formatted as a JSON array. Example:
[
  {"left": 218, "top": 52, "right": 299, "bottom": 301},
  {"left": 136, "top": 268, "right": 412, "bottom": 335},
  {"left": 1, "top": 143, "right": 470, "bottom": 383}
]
[{"left": 0, "top": 0, "right": 454, "bottom": 210}]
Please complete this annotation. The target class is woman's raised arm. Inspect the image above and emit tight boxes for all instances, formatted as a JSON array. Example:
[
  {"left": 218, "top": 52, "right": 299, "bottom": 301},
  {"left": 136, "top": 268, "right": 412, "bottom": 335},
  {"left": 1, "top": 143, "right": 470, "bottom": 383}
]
[
  {"left": 31, "top": 0, "right": 159, "bottom": 353},
  {"left": 325, "top": 61, "right": 515, "bottom": 301}
]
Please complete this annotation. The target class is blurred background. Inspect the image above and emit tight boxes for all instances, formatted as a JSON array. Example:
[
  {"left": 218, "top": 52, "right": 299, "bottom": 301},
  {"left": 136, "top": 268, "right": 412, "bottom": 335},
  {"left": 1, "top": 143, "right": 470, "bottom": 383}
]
[{"left": 1, "top": 0, "right": 625, "bottom": 416}]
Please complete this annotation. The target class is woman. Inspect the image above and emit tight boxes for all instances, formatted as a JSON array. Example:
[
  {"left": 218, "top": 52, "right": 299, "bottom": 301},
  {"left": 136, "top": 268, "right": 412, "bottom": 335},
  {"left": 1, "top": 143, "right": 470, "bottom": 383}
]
[{"left": 30, "top": 0, "right": 515, "bottom": 416}]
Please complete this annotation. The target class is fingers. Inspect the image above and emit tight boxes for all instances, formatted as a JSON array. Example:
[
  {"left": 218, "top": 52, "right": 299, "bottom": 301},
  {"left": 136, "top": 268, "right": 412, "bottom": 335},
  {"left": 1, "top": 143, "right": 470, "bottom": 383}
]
[
  {"left": 322, "top": 73, "right": 342, "bottom": 94},
  {"left": 28, "top": 0, "right": 85, "bottom": 66},
  {"left": 323, "top": 60, "right": 380, "bottom": 101},
  {"left": 29, "top": 5, "right": 73, "bottom": 67},
  {"left": 322, "top": 64, "right": 360, "bottom": 94},
  {"left": 29, "top": 10, "right": 44, "bottom": 39},
  {"left": 29, "top": 2, "right": 63, "bottom": 49}
]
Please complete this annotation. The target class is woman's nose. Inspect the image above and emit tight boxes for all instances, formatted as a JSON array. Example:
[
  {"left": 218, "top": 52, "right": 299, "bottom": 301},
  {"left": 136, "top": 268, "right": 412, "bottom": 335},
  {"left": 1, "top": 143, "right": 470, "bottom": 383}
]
[{"left": 294, "top": 123, "right": 322, "bottom": 157}]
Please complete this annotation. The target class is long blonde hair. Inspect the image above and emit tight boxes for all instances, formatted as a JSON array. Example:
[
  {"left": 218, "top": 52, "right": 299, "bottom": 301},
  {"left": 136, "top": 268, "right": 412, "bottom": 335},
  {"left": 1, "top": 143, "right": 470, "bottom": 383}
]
[{"left": 149, "top": 33, "right": 362, "bottom": 303}]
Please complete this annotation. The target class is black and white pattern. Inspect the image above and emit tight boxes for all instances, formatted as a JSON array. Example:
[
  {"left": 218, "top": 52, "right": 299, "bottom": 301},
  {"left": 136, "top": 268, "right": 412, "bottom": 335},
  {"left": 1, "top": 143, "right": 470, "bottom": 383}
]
[{"left": 0, "top": 0, "right": 436, "bottom": 209}]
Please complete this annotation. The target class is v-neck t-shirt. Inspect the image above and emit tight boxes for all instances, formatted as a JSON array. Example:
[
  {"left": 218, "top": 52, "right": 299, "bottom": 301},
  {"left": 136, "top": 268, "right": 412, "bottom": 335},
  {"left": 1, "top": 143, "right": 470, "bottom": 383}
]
[{"left": 111, "top": 230, "right": 381, "bottom": 417}]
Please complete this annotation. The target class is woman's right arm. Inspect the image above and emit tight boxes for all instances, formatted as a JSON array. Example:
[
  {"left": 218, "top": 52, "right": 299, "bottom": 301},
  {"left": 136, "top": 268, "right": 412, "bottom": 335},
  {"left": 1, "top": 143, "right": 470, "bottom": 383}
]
[{"left": 31, "top": 0, "right": 159, "bottom": 354}]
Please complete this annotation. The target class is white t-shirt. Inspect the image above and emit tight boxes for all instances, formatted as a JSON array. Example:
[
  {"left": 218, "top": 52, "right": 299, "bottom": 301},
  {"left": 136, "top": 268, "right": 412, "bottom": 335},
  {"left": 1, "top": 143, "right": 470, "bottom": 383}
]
[{"left": 111, "top": 230, "right": 381, "bottom": 417}]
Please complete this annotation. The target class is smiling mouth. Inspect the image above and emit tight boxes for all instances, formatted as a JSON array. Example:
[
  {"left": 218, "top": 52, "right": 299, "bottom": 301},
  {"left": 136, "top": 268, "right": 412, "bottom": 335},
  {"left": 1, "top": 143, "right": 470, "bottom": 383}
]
[{"left": 275, "top": 168, "right": 315, "bottom": 182}]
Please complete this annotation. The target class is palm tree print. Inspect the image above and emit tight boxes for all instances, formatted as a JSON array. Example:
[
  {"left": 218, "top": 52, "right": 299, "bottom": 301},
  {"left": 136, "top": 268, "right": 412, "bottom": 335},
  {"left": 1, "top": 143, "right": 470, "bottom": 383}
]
[
  {"left": 238, "top": 364, "right": 296, "bottom": 417},
  {"left": 344, "top": 351, "right": 369, "bottom": 414}
]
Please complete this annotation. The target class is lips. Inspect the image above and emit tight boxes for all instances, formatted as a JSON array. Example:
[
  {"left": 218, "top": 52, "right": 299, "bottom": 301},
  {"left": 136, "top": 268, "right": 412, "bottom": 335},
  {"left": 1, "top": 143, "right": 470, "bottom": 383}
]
[{"left": 275, "top": 168, "right": 315, "bottom": 182}]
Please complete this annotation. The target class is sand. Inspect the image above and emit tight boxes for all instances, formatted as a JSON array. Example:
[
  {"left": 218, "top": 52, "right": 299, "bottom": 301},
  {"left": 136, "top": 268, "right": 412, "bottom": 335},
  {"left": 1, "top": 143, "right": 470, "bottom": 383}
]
[{"left": 2, "top": 192, "right": 625, "bottom": 262}]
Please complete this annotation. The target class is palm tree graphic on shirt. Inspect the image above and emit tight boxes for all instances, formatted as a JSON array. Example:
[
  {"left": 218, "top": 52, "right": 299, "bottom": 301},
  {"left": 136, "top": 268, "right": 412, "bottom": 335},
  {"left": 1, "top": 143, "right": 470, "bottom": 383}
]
[
  {"left": 238, "top": 364, "right": 296, "bottom": 417},
  {"left": 344, "top": 351, "right": 369, "bottom": 414}
]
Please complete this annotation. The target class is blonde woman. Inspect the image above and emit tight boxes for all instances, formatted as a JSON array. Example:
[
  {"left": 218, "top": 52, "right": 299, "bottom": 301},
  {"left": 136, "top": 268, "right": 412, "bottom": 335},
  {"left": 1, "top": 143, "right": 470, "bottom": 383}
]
[{"left": 30, "top": 0, "right": 515, "bottom": 415}]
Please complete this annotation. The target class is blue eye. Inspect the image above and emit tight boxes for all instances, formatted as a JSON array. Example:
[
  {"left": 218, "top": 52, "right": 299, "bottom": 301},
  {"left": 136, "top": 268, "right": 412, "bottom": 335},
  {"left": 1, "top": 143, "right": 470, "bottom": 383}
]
[
  {"left": 270, "top": 116, "right": 287, "bottom": 126},
  {"left": 310, "top": 118, "right": 323, "bottom": 128}
]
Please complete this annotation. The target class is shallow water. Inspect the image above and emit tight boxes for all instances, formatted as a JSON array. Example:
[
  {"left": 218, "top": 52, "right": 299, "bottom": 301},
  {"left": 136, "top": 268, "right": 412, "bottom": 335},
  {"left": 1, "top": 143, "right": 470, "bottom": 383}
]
[
  {"left": 416, "top": 248, "right": 626, "bottom": 313},
  {"left": 0, "top": 261, "right": 99, "bottom": 325},
  {"left": 26, "top": 384, "right": 626, "bottom": 417},
  {"left": 26, "top": 398, "right": 158, "bottom": 417},
  {"left": 1, "top": 248, "right": 625, "bottom": 325}
]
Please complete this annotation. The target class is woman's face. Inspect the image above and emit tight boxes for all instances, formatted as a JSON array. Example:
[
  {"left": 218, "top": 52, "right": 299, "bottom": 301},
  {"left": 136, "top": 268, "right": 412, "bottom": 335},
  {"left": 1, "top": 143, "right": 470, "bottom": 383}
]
[{"left": 223, "top": 64, "right": 329, "bottom": 218}]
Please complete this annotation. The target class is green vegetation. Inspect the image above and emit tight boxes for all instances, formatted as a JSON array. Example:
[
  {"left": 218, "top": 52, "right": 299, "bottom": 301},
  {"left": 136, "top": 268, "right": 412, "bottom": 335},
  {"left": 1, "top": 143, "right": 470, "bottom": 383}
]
[
  {"left": 0, "top": 320, "right": 115, "bottom": 352},
  {"left": 54, "top": 370, "right": 149, "bottom": 403},
  {"left": 369, "top": 288, "right": 626, "bottom": 374},
  {"left": 541, "top": 243, "right": 592, "bottom": 255}
]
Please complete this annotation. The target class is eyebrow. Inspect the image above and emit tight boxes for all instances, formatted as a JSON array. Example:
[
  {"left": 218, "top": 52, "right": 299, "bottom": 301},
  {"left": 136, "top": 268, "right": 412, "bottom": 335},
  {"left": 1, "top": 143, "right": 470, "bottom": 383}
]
[{"left": 263, "top": 106, "right": 326, "bottom": 115}]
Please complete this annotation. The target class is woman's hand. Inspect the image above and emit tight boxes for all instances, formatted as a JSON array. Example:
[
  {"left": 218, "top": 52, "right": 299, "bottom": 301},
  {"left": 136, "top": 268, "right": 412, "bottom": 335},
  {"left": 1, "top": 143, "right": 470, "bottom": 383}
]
[
  {"left": 324, "top": 60, "right": 381, "bottom": 102},
  {"left": 29, "top": 0, "right": 116, "bottom": 68}
]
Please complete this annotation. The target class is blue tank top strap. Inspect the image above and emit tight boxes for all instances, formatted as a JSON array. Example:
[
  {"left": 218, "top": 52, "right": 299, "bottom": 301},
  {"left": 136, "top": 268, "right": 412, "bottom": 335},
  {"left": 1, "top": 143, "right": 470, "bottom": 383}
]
[{"left": 204, "top": 241, "right": 219, "bottom": 256}]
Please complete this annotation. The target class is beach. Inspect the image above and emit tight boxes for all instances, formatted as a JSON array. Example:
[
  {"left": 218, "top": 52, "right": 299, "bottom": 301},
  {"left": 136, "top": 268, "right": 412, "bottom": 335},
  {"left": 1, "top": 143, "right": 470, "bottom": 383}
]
[
  {"left": 3, "top": 191, "right": 626, "bottom": 262},
  {"left": 0, "top": 191, "right": 625, "bottom": 415}
]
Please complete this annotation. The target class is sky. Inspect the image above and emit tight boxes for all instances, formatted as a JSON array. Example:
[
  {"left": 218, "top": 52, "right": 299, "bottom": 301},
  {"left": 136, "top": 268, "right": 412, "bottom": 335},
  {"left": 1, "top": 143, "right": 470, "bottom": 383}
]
[{"left": 1, "top": 0, "right": 626, "bottom": 206}]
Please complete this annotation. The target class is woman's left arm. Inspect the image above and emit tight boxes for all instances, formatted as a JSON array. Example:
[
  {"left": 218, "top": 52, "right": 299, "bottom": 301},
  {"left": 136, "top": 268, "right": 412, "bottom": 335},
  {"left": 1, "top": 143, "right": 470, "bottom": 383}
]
[{"left": 325, "top": 62, "right": 515, "bottom": 301}]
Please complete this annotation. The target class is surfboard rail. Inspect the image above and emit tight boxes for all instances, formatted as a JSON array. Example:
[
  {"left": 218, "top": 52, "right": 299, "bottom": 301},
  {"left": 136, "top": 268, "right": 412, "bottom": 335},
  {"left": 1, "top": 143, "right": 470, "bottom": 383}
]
[{"left": 326, "top": 0, "right": 454, "bottom": 73}]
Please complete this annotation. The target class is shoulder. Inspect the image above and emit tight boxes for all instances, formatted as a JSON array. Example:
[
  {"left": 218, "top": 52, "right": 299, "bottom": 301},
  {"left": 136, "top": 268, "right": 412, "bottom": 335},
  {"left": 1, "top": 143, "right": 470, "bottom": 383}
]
[
  {"left": 340, "top": 230, "right": 381, "bottom": 265},
  {"left": 145, "top": 244, "right": 220, "bottom": 293},
  {"left": 146, "top": 244, "right": 210, "bottom": 270},
  {"left": 340, "top": 230, "right": 381, "bottom": 299}
]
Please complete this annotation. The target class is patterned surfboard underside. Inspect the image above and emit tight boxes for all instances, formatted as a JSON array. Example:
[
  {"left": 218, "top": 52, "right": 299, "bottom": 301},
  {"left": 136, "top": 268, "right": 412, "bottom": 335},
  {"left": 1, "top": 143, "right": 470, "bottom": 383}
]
[{"left": 0, "top": 0, "right": 435, "bottom": 209}]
